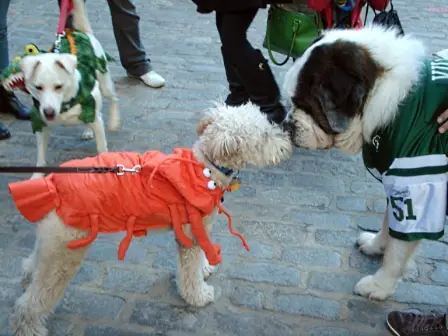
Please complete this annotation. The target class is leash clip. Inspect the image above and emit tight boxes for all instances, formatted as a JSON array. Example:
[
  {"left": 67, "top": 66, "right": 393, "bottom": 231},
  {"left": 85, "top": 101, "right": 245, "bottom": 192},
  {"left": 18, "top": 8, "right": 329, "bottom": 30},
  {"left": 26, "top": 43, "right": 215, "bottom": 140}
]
[
  {"left": 116, "top": 164, "right": 142, "bottom": 176},
  {"left": 53, "top": 31, "right": 66, "bottom": 53}
]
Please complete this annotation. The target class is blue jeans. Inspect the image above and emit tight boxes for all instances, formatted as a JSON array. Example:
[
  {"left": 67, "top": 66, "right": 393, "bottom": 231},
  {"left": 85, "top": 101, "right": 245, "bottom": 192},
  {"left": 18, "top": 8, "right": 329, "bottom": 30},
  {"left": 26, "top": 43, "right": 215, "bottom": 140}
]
[{"left": 0, "top": 0, "right": 11, "bottom": 73}]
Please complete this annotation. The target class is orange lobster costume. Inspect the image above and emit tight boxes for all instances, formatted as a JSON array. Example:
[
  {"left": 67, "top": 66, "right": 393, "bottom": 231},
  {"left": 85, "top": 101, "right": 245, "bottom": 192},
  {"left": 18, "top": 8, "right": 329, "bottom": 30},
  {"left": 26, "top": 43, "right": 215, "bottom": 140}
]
[{"left": 8, "top": 148, "right": 249, "bottom": 265}]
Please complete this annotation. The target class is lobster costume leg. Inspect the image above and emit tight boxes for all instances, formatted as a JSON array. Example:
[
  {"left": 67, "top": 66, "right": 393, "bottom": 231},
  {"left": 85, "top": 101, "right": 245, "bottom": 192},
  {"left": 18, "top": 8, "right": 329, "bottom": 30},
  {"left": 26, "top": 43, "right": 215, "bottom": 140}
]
[{"left": 186, "top": 205, "right": 221, "bottom": 266}]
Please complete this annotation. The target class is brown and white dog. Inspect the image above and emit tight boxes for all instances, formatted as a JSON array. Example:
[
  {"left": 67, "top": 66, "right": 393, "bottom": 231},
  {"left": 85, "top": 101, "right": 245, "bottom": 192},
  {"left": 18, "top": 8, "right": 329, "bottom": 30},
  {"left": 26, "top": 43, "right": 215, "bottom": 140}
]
[{"left": 283, "top": 24, "right": 448, "bottom": 300}]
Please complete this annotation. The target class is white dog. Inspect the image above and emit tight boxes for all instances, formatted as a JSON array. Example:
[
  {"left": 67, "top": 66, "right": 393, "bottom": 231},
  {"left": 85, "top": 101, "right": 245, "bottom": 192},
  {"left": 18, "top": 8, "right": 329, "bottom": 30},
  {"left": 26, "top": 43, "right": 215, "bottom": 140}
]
[
  {"left": 284, "top": 25, "right": 448, "bottom": 300},
  {"left": 8, "top": 101, "right": 292, "bottom": 336},
  {"left": 15, "top": 0, "right": 120, "bottom": 179}
]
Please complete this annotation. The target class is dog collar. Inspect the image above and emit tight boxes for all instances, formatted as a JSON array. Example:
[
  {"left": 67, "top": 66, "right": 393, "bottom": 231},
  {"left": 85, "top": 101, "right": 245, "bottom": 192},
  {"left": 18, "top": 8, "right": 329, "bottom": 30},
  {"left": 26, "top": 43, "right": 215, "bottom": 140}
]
[
  {"left": 209, "top": 161, "right": 238, "bottom": 177},
  {"left": 202, "top": 154, "right": 237, "bottom": 177}
]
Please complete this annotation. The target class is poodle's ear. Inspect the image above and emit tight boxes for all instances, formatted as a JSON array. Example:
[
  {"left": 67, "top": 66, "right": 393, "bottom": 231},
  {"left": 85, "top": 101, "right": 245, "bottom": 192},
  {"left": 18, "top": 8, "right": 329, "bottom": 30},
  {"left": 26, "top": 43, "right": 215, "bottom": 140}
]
[
  {"left": 202, "top": 132, "right": 242, "bottom": 163},
  {"left": 213, "top": 133, "right": 242, "bottom": 158}
]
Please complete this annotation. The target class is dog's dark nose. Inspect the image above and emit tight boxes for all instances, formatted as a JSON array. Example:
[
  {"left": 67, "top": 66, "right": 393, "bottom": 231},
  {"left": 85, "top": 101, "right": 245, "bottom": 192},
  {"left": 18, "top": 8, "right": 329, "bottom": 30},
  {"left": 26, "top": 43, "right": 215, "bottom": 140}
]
[
  {"left": 281, "top": 119, "right": 295, "bottom": 136},
  {"left": 43, "top": 108, "right": 55, "bottom": 120}
]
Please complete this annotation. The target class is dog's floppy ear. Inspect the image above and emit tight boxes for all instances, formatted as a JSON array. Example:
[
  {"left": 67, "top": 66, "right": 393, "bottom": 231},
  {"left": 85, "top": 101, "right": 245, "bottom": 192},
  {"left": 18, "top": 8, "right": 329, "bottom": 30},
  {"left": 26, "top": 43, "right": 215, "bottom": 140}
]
[
  {"left": 200, "top": 124, "right": 242, "bottom": 160},
  {"left": 320, "top": 41, "right": 377, "bottom": 116},
  {"left": 298, "top": 41, "right": 380, "bottom": 133},
  {"left": 20, "top": 56, "right": 41, "bottom": 80},
  {"left": 55, "top": 54, "right": 77, "bottom": 74},
  {"left": 197, "top": 104, "right": 242, "bottom": 162},
  {"left": 214, "top": 134, "right": 242, "bottom": 158}
]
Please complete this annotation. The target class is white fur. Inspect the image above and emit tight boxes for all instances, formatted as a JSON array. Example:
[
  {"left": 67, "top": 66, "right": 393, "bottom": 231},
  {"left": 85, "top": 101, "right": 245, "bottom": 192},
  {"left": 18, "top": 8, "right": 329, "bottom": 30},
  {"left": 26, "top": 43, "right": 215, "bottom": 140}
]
[
  {"left": 199, "top": 101, "right": 292, "bottom": 170},
  {"left": 283, "top": 25, "right": 428, "bottom": 301},
  {"left": 21, "top": 0, "right": 120, "bottom": 179},
  {"left": 10, "top": 101, "right": 292, "bottom": 336}
]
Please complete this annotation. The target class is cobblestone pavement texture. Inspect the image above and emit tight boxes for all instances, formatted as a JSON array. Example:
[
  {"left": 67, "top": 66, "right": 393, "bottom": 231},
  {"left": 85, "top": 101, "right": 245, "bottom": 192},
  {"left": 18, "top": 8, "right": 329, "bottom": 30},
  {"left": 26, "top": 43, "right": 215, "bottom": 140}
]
[{"left": 1, "top": 0, "right": 448, "bottom": 335}]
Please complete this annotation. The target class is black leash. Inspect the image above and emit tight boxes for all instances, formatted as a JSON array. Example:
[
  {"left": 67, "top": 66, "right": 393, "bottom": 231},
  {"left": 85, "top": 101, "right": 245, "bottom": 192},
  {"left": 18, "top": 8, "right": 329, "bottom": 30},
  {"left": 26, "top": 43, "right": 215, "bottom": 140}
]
[{"left": 0, "top": 164, "right": 142, "bottom": 175}]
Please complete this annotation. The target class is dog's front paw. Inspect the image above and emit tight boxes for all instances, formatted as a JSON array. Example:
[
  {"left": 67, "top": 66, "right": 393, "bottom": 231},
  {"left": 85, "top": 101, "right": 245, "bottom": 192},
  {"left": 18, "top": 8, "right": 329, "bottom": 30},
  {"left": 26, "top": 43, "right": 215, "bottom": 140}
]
[
  {"left": 180, "top": 282, "right": 215, "bottom": 307},
  {"left": 202, "top": 259, "right": 217, "bottom": 280},
  {"left": 81, "top": 129, "right": 94, "bottom": 140},
  {"left": 356, "top": 232, "right": 385, "bottom": 256},
  {"left": 10, "top": 308, "right": 48, "bottom": 336},
  {"left": 203, "top": 264, "right": 215, "bottom": 280},
  {"left": 108, "top": 119, "right": 120, "bottom": 131},
  {"left": 354, "top": 275, "right": 395, "bottom": 301}
]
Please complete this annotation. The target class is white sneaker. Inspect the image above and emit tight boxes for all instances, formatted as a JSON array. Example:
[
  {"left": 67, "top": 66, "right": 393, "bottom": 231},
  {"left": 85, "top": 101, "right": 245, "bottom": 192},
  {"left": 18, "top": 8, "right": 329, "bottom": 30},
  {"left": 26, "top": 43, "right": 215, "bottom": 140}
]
[{"left": 138, "top": 70, "right": 165, "bottom": 88}]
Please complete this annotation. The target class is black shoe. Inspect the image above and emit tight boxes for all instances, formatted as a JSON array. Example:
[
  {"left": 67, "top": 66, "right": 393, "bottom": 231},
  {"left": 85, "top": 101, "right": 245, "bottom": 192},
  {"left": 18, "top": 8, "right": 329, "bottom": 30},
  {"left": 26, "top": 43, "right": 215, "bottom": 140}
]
[
  {"left": 0, "top": 87, "right": 31, "bottom": 120},
  {"left": 387, "top": 310, "right": 448, "bottom": 335},
  {"left": 221, "top": 47, "right": 250, "bottom": 107},
  {"left": 0, "top": 122, "right": 11, "bottom": 140},
  {"left": 231, "top": 48, "right": 286, "bottom": 124}
]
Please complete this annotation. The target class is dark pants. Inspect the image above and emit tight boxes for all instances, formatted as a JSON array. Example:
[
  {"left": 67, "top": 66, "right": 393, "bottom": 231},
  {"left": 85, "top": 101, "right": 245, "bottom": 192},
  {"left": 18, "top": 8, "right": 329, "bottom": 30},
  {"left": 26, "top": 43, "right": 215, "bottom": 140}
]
[
  {"left": 58, "top": 0, "right": 151, "bottom": 76},
  {"left": 216, "top": 8, "right": 258, "bottom": 61},
  {"left": 215, "top": 8, "right": 285, "bottom": 124}
]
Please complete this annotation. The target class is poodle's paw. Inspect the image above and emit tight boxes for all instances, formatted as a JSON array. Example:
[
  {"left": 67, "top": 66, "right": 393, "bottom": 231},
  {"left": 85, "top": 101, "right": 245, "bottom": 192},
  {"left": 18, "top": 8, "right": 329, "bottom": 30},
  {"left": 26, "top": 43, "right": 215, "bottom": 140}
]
[
  {"left": 354, "top": 274, "right": 395, "bottom": 301},
  {"left": 180, "top": 282, "right": 215, "bottom": 308},
  {"left": 202, "top": 259, "right": 217, "bottom": 280},
  {"left": 10, "top": 306, "right": 48, "bottom": 336},
  {"left": 357, "top": 231, "right": 385, "bottom": 256}
]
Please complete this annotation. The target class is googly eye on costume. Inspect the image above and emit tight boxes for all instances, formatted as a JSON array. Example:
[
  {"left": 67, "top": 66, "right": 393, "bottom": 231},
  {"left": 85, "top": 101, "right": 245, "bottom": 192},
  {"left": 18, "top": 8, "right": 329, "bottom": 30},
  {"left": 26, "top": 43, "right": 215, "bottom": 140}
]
[
  {"left": 207, "top": 180, "right": 217, "bottom": 190},
  {"left": 203, "top": 168, "right": 211, "bottom": 178}
]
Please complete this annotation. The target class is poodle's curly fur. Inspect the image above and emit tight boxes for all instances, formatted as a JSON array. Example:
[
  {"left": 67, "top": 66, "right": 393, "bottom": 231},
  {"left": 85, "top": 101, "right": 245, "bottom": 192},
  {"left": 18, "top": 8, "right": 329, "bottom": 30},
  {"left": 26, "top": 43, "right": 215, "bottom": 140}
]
[{"left": 10, "top": 101, "right": 292, "bottom": 336}]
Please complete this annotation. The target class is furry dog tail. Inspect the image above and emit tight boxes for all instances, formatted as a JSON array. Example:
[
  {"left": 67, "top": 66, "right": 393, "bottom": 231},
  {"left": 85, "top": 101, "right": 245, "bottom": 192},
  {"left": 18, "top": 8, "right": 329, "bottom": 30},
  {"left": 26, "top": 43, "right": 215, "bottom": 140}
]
[{"left": 71, "top": 0, "right": 93, "bottom": 34}]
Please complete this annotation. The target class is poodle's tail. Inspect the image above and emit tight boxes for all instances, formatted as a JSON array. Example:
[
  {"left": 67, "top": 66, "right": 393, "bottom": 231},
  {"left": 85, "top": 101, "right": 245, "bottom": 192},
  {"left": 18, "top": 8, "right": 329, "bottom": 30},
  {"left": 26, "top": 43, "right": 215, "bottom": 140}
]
[{"left": 71, "top": 0, "right": 93, "bottom": 34}]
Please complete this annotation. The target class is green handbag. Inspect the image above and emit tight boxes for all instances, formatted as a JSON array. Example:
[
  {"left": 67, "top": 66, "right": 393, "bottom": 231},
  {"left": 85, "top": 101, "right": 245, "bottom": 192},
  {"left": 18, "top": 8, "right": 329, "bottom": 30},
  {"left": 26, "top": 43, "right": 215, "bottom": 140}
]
[{"left": 263, "top": 5, "right": 323, "bottom": 66}]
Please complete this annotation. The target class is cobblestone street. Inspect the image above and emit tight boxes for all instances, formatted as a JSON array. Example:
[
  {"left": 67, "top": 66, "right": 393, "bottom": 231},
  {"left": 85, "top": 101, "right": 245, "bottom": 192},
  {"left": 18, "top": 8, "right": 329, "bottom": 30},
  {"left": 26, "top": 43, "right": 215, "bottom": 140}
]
[{"left": 1, "top": 0, "right": 448, "bottom": 335}]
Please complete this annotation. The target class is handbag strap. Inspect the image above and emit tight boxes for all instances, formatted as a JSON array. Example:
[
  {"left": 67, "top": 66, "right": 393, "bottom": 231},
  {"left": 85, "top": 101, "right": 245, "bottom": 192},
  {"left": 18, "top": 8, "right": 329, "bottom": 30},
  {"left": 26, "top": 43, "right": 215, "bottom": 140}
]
[
  {"left": 365, "top": 0, "right": 394, "bottom": 21},
  {"left": 265, "top": 6, "right": 301, "bottom": 66}
]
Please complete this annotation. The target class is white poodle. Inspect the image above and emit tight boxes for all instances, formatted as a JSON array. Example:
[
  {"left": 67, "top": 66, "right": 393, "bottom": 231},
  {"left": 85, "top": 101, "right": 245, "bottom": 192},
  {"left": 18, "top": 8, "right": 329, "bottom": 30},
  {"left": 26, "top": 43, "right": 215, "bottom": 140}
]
[{"left": 8, "top": 101, "right": 292, "bottom": 336}]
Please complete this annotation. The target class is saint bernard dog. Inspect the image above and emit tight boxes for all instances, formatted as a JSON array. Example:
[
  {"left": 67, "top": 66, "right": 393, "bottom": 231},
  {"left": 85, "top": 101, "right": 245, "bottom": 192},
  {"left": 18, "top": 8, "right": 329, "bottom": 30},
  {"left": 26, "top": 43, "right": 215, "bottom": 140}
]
[{"left": 283, "top": 24, "right": 448, "bottom": 300}]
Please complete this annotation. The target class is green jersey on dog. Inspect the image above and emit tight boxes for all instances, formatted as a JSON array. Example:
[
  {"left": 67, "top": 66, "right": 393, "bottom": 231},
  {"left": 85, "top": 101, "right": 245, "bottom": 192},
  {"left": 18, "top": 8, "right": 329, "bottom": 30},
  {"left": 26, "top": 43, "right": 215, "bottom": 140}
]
[{"left": 363, "top": 59, "right": 448, "bottom": 241}]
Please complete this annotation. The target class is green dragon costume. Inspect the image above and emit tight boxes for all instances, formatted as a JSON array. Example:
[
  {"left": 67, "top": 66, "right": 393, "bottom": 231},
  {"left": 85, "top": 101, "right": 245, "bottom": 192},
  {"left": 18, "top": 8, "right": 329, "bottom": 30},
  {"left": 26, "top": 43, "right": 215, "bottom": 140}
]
[{"left": 0, "top": 29, "right": 113, "bottom": 133}]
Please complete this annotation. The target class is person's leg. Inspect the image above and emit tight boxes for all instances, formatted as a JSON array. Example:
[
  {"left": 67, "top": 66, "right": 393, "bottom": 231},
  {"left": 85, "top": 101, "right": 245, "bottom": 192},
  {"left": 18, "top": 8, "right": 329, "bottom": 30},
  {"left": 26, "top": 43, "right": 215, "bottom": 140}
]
[
  {"left": 0, "top": 0, "right": 30, "bottom": 125},
  {"left": 387, "top": 310, "right": 448, "bottom": 335},
  {"left": 0, "top": 0, "right": 9, "bottom": 74},
  {"left": 106, "top": 0, "right": 165, "bottom": 88},
  {"left": 216, "top": 12, "right": 249, "bottom": 107},
  {"left": 217, "top": 8, "right": 286, "bottom": 124},
  {"left": 0, "top": 0, "right": 10, "bottom": 139}
]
